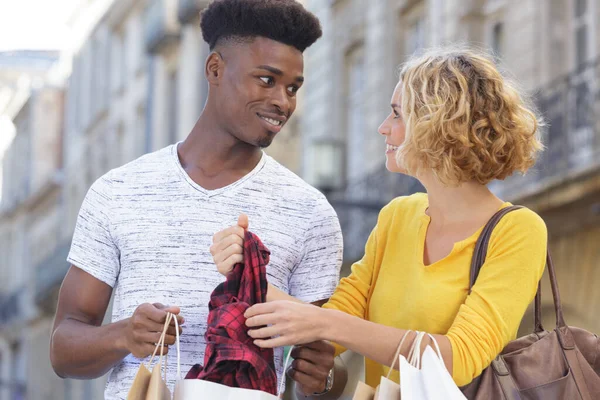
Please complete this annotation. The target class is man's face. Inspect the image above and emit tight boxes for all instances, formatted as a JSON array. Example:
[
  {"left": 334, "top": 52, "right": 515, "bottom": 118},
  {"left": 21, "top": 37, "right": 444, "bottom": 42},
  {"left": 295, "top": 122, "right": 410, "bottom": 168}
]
[{"left": 213, "top": 37, "right": 304, "bottom": 148}]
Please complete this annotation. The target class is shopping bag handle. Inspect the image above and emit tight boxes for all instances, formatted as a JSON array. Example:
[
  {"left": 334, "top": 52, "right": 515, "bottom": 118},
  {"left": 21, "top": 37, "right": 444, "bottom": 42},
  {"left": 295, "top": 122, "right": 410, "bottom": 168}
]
[
  {"left": 386, "top": 330, "right": 411, "bottom": 378},
  {"left": 146, "top": 312, "right": 181, "bottom": 382},
  {"left": 174, "top": 311, "right": 181, "bottom": 380},
  {"left": 279, "top": 345, "right": 296, "bottom": 397}
]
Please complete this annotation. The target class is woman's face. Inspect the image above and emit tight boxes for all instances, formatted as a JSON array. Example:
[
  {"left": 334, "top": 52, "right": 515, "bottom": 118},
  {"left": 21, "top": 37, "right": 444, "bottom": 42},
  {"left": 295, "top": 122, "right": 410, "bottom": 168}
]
[{"left": 378, "top": 81, "right": 407, "bottom": 173}]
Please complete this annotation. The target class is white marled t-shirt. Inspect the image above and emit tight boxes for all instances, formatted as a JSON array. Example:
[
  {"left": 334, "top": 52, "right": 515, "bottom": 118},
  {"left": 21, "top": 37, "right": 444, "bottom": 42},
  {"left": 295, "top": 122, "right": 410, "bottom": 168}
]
[{"left": 67, "top": 144, "right": 343, "bottom": 400}]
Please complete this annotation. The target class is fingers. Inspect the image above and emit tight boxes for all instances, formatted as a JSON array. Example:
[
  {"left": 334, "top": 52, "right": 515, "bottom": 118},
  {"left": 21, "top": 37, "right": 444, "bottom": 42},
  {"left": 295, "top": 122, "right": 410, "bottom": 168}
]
[
  {"left": 143, "top": 303, "right": 172, "bottom": 324},
  {"left": 133, "top": 343, "right": 167, "bottom": 359},
  {"left": 288, "top": 367, "right": 326, "bottom": 395},
  {"left": 253, "top": 337, "right": 290, "bottom": 348},
  {"left": 212, "top": 225, "right": 245, "bottom": 245},
  {"left": 247, "top": 325, "right": 281, "bottom": 340},
  {"left": 244, "top": 302, "right": 276, "bottom": 319},
  {"left": 165, "top": 324, "right": 183, "bottom": 337},
  {"left": 292, "top": 344, "right": 335, "bottom": 370},
  {"left": 210, "top": 233, "right": 244, "bottom": 255},
  {"left": 245, "top": 312, "right": 278, "bottom": 328},
  {"left": 212, "top": 242, "right": 244, "bottom": 264},
  {"left": 297, "top": 340, "right": 336, "bottom": 356},
  {"left": 289, "top": 343, "right": 336, "bottom": 395}
]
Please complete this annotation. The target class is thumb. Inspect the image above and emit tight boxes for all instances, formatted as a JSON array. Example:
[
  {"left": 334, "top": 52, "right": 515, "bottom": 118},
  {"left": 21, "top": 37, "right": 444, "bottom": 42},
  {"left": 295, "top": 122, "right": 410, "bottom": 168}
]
[{"left": 238, "top": 213, "right": 249, "bottom": 230}]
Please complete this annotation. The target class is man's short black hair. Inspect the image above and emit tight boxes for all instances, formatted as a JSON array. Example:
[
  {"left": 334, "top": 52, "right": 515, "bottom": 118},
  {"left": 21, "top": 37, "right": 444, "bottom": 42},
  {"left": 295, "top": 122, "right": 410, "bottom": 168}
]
[{"left": 200, "top": 0, "right": 322, "bottom": 53}]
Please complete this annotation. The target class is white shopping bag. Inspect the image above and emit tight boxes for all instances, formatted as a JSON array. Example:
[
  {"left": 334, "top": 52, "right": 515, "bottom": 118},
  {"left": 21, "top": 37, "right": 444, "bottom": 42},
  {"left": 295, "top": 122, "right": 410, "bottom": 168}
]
[
  {"left": 399, "top": 332, "right": 466, "bottom": 400},
  {"left": 351, "top": 331, "right": 411, "bottom": 400},
  {"left": 173, "top": 343, "right": 293, "bottom": 400}
]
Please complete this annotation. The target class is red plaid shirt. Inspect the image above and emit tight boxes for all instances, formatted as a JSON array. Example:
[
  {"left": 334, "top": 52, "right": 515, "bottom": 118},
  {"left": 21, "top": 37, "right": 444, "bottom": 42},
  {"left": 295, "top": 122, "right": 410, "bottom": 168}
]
[{"left": 185, "top": 231, "right": 278, "bottom": 395}]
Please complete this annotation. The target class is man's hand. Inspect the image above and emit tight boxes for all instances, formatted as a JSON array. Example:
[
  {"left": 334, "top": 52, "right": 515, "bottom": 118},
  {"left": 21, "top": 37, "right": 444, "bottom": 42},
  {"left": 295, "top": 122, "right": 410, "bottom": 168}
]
[
  {"left": 288, "top": 341, "right": 336, "bottom": 396},
  {"left": 122, "top": 303, "right": 184, "bottom": 358},
  {"left": 210, "top": 214, "right": 248, "bottom": 275}
]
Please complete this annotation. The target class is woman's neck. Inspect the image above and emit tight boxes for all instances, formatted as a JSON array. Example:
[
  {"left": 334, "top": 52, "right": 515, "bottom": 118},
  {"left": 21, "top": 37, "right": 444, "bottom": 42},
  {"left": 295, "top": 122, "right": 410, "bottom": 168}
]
[{"left": 419, "top": 175, "right": 504, "bottom": 226}]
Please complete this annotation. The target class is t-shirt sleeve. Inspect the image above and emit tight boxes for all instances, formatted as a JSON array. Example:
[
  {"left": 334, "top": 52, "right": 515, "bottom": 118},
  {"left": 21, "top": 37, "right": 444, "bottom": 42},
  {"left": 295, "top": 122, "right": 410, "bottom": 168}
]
[
  {"left": 288, "top": 195, "right": 343, "bottom": 303},
  {"left": 67, "top": 174, "right": 120, "bottom": 287},
  {"left": 446, "top": 208, "right": 548, "bottom": 386}
]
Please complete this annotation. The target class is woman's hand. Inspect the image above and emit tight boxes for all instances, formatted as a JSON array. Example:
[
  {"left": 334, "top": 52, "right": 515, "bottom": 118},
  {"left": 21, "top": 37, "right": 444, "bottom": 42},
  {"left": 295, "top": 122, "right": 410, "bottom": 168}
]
[{"left": 245, "top": 300, "right": 330, "bottom": 347}]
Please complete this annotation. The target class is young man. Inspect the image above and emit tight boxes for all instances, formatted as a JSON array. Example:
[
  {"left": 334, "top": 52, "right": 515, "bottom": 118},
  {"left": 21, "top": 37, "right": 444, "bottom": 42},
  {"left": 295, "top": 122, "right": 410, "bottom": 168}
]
[{"left": 50, "top": 0, "right": 343, "bottom": 398}]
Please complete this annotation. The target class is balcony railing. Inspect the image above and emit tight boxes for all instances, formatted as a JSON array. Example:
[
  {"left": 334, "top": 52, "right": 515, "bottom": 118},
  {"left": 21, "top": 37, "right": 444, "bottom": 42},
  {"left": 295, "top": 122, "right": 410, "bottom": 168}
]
[
  {"left": 145, "top": 0, "right": 181, "bottom": 54},
  {"left": 177, "top": 0, "right": 210, "bottom": 24},
  {"left": 492, "top": 57, "right": 600, "bottom": 201}
]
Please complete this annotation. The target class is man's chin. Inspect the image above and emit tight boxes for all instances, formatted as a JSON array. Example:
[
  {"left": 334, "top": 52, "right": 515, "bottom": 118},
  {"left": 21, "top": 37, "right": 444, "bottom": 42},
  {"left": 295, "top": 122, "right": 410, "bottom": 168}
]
[{"left": 257, "top": 132, "right": 276, "bottom": 148}]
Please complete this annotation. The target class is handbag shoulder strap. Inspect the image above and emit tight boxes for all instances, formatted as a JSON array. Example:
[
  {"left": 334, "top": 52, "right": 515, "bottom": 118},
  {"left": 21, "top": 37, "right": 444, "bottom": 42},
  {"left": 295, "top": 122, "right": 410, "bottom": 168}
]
[
  {"left": 468, "top": 205, "right": 524, "bottom": 292},
  {"left": 469, "top": 205, "right": 567, "bottom": 331}
]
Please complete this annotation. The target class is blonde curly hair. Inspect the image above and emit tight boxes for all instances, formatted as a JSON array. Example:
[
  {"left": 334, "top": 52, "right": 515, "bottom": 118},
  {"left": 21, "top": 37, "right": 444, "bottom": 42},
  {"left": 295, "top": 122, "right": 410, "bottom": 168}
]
[{"left": 396, "top": 47, "right": 543, "bottom": 185}]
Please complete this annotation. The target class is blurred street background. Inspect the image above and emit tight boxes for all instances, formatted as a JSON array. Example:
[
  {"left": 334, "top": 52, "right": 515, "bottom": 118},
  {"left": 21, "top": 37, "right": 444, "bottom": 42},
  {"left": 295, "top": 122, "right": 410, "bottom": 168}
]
[{"left": 0, "top": 0, "right": 599, "bottom": 399}]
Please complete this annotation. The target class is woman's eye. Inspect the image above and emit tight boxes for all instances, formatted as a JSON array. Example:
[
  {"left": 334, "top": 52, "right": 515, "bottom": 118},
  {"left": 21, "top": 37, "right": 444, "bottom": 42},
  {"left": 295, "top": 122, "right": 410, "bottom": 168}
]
[{"left": 260, "top": 77, "right": 273, "bottom": 85}]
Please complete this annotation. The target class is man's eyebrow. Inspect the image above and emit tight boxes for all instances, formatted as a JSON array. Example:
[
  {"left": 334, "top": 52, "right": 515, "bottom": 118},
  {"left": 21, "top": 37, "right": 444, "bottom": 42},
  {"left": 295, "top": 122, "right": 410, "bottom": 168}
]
[{"left": 256, "top": 65, "right": 304, "bottom": 83}]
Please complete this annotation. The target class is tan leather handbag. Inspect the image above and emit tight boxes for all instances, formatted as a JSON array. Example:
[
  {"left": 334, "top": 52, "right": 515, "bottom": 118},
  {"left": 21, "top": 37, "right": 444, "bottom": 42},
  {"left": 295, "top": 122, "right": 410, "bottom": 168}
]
[{"left": 460, "top": 206, "right": 600, "bottom": 400}]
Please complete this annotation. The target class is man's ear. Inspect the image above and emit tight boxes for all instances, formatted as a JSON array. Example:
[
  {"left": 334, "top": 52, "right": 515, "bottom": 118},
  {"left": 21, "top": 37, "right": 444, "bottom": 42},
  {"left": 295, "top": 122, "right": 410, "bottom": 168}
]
[{"left": 206, "top": 51, "right": 224, "bottom": 85}]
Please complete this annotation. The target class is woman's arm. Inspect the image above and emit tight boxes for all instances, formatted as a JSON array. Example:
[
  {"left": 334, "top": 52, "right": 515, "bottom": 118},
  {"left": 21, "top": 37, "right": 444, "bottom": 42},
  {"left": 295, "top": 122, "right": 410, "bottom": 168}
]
[
  {"left": 326, "top": 309, "right": 453, "bottom": 372},
  {"left": 247, "top": 208, "right": 548, "bottom": 385},
  {"left": 246, "top": 301, "right": 452, "bottom": 373}
]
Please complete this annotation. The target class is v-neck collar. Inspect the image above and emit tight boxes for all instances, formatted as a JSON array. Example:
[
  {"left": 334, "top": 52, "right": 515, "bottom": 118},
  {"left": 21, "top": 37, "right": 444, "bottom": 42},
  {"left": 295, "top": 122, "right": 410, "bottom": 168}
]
[{"left": 170, "top": 142, "right": 267, "bottom": 198}]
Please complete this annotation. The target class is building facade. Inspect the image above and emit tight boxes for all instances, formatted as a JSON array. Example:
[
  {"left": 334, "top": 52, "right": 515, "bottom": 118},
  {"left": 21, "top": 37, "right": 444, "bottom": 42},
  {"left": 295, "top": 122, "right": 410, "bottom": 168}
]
[{"left": 302, "top": 0, "right": 600, "bottom": 336}]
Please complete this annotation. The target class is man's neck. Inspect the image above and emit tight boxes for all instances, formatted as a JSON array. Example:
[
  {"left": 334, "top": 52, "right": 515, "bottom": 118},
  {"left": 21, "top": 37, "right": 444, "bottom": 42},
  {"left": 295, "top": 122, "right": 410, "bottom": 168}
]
[{"left": 177, "top": 115, "right": 263, "bottom": 190}]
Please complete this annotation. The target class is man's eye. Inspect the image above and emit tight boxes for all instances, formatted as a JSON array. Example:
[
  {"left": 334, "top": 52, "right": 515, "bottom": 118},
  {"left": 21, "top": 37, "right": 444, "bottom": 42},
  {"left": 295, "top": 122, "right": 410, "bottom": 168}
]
[
  {"left": 260, "top": 77, "right": 274, "bottom": 85},
  {"left": 287, "top": 86, "right": 299, "bottom": 94}
]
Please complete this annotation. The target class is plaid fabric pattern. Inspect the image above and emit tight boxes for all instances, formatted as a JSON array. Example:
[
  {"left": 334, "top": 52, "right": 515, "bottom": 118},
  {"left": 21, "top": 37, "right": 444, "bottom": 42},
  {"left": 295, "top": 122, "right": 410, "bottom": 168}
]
[{"left": 185, "top": 231, "right": 278, "bottom": 395}]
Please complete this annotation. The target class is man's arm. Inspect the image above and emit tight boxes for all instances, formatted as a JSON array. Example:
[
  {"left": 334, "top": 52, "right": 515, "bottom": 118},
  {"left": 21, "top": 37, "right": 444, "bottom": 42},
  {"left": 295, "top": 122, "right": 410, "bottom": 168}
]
[{"left": 50, "top": 266, "right": 182, "bottom": 379}]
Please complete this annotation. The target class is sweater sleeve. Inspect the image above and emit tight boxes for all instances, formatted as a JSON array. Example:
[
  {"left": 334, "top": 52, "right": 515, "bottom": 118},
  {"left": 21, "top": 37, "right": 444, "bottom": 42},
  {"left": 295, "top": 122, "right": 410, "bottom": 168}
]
[
  {"left": 323, "top": 223, "right": 379, "bottom": 355},
  {"left": 446, "top": 208, "right": 548, "bottom": 386}
]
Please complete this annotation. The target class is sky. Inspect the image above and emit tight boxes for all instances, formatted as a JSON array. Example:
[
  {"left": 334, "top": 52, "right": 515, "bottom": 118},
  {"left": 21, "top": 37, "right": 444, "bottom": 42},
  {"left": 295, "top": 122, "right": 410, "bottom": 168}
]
[{"left": 0, "top": 0, "right": 81, "bottom": 52}]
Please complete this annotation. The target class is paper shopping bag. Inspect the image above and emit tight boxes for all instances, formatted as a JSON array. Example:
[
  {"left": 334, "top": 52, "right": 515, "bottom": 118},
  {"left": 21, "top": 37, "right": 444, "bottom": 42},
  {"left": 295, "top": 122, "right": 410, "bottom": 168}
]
[
  {"left": 420, "top": 346, "right": 466, "bottom": 399},
  {"left": 173, "top": 379, "right": 281, "bottom": 400},
  {"left": 375, "top": 376, "right": 400, "bottom": 400},
  {"left": 351, "top": 381, "right": 376, "bottom": 400},
  {"left": 146, "top": 360, "right": 172, "bottom": 400},
  {"left": 400, "top": 333, "right": 466, "bottom": 400},
  {"left": 126, "top": 364, "right": 152, "bottom": 400},
  {"left": 174, "top": 343, "right": 296, "bottom": 399},
  {"left": 127, "top": 313, "right": 175, "bottom": 400},
  {"left": 351, "top": 330, "right": 410, "bottom": 400}
]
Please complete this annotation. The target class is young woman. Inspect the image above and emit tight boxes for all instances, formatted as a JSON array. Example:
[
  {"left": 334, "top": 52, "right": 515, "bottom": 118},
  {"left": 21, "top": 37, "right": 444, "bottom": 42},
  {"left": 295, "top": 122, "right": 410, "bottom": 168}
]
[{"left": 213, "top": 47, "right": 546, "bottom": 395}]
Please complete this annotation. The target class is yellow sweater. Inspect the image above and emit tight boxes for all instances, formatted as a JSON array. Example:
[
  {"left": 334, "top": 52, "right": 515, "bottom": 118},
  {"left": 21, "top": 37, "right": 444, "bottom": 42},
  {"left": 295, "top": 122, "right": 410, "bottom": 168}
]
[{"left": 323, "top": 193, "right": 547, "bottom": 387}]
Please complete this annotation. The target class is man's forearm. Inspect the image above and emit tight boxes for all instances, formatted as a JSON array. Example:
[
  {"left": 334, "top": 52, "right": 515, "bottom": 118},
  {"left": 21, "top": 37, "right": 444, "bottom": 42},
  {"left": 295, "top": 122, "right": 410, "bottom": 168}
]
[
  {"left": 50, "top": 318, "right": 130, "bottom": 379},
  {"left": 267, "top": 283, "right": 303, "bottom": 303}
]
